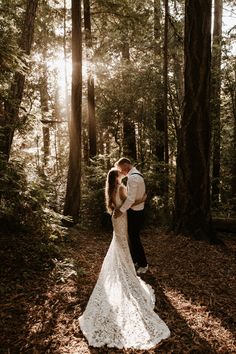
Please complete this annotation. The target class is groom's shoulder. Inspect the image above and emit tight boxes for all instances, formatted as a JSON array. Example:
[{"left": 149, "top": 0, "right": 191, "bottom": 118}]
[{"left": 130, "top": 169, "right": 144, "bottom": 179}]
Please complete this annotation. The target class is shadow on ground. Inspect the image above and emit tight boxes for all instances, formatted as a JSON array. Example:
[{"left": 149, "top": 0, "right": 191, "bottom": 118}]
[{"left": 0, "top": 228, "right": 235, "bottom": 353}]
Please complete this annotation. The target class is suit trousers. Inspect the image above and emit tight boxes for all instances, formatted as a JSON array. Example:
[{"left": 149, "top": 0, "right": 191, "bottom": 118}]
[{"left": 127, "top": 209, "right": 147, "bottom": 267}]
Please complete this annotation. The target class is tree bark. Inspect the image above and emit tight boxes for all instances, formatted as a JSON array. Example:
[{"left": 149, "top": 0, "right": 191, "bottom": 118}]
[
  {"left": 211, "top": 0, "right": 223, "bottom": 204},
  {"left": 163, "top": 0, "right": 169, "bottom": 169},
  {"left": 122, "top": 42, "right": 137, "bottom": 161},
  {"left": 83, "top": 0, "right": 97, "bottom": 159},
  {"left": 0, "top": 0, "right": 39, "bottom": 162},
  {"left": 154, "top": 0, "right": 165, "bottom": 162},
  {"left": 163, "top": 0, "right": 169, "bottom": 209},
  {"left": 174, "top": 0, "right": 213, "bottom": 240},
  {"left": 63, "top": 0, "right": 70, "bottom": 128},
  {"left": 39, "top": 54, "right": 50, "bottom": 166},
  {"left": 63, "top": 0, "right": 82, "bottom": 223},
  {"left": 231, "top": 70, "right": 236, "bottom": 209}
]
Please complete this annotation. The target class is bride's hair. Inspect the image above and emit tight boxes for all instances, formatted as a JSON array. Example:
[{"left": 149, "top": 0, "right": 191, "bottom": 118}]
[{"left": 105, "top": 168, "right": 119, "bottom": 214}]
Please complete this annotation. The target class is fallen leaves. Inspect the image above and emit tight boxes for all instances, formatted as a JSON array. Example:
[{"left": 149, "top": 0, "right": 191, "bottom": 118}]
[{"left": 0, "top": 228, "right": 236, "bottom": 353}]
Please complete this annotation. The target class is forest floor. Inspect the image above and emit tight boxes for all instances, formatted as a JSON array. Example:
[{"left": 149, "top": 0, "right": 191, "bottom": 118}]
[{"left": 0, "top": 225, "right": 236, "bottom": 354}]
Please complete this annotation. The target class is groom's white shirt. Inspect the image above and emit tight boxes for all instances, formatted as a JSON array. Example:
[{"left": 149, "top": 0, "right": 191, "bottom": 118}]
[{"left": 119, "top": 167, "right": 145, "bottom": 213}]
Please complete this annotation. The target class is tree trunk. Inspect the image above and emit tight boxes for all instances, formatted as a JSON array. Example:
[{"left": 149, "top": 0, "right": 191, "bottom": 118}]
[
  {"left": 83, "top": 128, "right": 89, "bottom": 163},
  {"left": 174, "top": 0, "right": 213, "bottom": 240},
  {"left": 231, "top": 70, "right": 236, "bottom": 210},
  {"left": 123, "top": 119, "right": 137, "bottom": 160},
  {"left": 39, "top": 58, "right": 50, "bottom": 166},
  {"left": 0, "top": 0, "right": 39, "bottom": 162},
  {"left": 163, "top": 0, "right": 169, "bottom": 209},
  {"left": 163, "top": 0, "right": 169, "bottom": 169},
  {"left": 232, "top": 114, "right": 236, "bottom": 208},
  {"left": 172, "top": 51, "right": 184, "bottom": 113},
  {"left": 63, "top": 0, "right": 82, "bottom": 223},
  {"left": 54, "top": 84, "right": 61, "bottom": 174},
  {"left": 154, "top": 0, "right": 165, "bottom": 162},
  {"left": 63, "top": 0, "right": 70, "bottom": 126},
  {"left": 211, "top": 0, "right": 223, "bottom": 204},
  {"left": 83, "top": 0, "right": 97, "bottom": 159},
  {"left": 122, "top": 42, "right": 137, "bottom": 161}
]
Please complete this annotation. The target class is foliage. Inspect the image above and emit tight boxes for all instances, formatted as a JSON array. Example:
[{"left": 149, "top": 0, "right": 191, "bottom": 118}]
[
  {"left": 0, "top": 1, "right": 26, "bottom": 100},
  {"left": 80, "top": 156, "right": 109, "bottom": 229},
  {"left": 0, "top": 157, "right": 66, "bottom": 304},
  {"left": 214, "top": 48, "right": 236, "bottom": 216},
  {"left": 1, "top": 1, "right": 236, "bottom": 350},
  {"left": 1, "top": 0, "right": 236, "bottom": 227},
  {"left": 0, "top": 157, "right": 63, "bottom": 237}
]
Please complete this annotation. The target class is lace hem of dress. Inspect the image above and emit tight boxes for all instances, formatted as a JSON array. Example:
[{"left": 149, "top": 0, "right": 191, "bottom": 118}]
[{"left": 78, "top": 186, "right": 170, "bottom": 349}]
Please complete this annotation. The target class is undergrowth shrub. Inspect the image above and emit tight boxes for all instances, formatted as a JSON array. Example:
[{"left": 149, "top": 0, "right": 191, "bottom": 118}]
[
  {"left": 0, "top": 159, "right": 47, "bottom": 234},
  {"left": 0, "top": 159, "right": 66, "bottom": 285},
  {"left": 81, "top": 157, "right": 109, "bottom": 230}
]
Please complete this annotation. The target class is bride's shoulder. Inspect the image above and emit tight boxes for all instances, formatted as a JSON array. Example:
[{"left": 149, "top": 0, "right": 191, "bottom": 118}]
[{"left": 119, "top": 183, "right": 127, "bottom": 201}]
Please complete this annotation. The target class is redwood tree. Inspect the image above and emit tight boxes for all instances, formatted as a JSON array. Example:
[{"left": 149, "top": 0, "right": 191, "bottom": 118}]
[
  {"left": 83, "top": 0, "right": 97, "bottom": 159},
  {"left": 39, "top": 46, "right": 50, "bottom": 166},
  {"left": 163, "top": 0, "right": 169, "bottom": 207},
  {"left": 163, "top": 0, "right": 169, "bottom": 169},
  {"left": 154, "top": 0, "right": 165, "bottom": 163},
  {"left": 211, "top": 0, "right": 223, "bottom": 204},
  {"left": 63, "top": 0, "right": 82, "bottom": 223},
  {"left": 174, "top": 0, "right": 213, "bottom": 240},
  {"left": 122, "top": 42, "right": 137, "bottom": 161}
]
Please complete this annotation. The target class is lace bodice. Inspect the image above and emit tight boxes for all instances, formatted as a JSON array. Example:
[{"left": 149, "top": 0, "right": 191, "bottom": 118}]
[{"left": 79, "top": 187, "right": 170, "bottom": 349}]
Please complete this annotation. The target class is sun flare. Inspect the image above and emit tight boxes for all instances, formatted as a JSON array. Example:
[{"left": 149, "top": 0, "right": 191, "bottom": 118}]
[{"left": 46, "top": 52, "right": 90, "bottom": 94}]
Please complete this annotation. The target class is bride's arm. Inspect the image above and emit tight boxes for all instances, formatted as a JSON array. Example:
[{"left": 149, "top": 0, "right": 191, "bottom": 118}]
[{"left": 119, "top": 184, "right": 127, "bottom": 201}]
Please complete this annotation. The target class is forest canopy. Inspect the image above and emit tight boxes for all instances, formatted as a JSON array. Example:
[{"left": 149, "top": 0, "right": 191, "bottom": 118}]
[
  {"left": 0, "top": 0, "right": 236, "bottom": 239},
  {"left": 1, "top": 2, "right": 236, "bottom": 353}
]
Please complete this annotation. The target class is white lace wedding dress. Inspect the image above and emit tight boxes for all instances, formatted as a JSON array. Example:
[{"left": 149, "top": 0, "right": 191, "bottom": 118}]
[{"left": 79, "top": 186, "right": 170, "bottom": 349}]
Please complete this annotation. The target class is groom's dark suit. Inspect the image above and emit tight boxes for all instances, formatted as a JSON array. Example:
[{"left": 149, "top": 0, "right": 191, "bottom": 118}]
[{"left": 120, "top": 167, "right": 147, "bottom": 267}]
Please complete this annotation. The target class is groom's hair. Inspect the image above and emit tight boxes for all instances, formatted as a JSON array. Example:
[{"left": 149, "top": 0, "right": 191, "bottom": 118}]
[{"left": 115, "top": 157, "right": 132, "bottom": 166}]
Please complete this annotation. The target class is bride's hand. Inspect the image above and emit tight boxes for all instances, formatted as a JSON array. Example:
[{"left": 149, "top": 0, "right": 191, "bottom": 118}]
[{"left": 114, "top": 209, "right": 123, "bottom": 218}]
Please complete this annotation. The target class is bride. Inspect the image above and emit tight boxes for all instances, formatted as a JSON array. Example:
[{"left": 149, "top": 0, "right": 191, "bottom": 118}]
[{"left": 79, "top": 168, "right": 170, "bottom": 349}]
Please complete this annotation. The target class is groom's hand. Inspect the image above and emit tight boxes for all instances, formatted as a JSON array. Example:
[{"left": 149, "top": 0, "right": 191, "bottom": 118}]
[{"left": 114, "top": 209, "right": 123, "bottom": 218}]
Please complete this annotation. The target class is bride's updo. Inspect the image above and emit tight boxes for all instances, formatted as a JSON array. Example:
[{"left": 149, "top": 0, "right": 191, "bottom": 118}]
[{"left": 105, "top": 168, "right": 119, "bottom": 214}]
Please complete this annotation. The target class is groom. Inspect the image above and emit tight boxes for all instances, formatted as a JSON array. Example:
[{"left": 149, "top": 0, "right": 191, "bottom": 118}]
[{"left": 114, "top": 157, "right": 148, "bottom": 274}]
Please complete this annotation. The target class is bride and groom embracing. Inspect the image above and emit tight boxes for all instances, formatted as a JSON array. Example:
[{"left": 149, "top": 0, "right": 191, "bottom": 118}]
[{"left": 79, "top": 157, "right": 170, "bottom": 350}]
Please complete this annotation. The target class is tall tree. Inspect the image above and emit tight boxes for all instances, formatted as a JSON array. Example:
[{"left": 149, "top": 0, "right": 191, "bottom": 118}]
[
  {"left": 163, "top": 0, "right": 169, "bottom": 206},
  {"left": 39, "top": 70, "right": 50, "bottom": 166},
  {"left": 0, "top": 0, "right": 39, "bottom": 162},
  {"left": 154, "top": 0, "right": 165, "bottom": 163},
  {"left": 63, "top": 0, "right": 70, "bottom": 126},
  {"left": 163, "top": 0, "right": 169, "bottom": 169},
  {"left": 63, "top": 0, "right": 82, "bottom": 223},
  {"left": 39, "top": 42, "right": 50, "bottom": 166},
  {"left": 174, "top": 0, "right": 213, "bottom": 240},
  {"left": 211, "top": 0, "right": 223, "bottom": 204},
  {"left": 83, "top": 0, "right": 97, "bottom": 159},
  {"left": 230, "top": 68, "right": 236, "bottom": 210},
  {"left": 122, "top": 42, "right": 137, "bottom": 160}
]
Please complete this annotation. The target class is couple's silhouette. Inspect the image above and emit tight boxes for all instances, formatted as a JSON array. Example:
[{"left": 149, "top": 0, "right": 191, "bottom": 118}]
[{"left": 79, "top": 158, "right": 170, "bottom": 349}]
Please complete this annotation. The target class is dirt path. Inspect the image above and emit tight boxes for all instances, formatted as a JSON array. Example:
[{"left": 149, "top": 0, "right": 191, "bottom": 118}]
[{"left": 1, "top": 227, "right": 236, "bottom": 353}]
